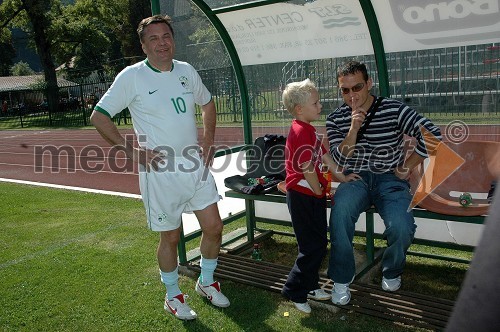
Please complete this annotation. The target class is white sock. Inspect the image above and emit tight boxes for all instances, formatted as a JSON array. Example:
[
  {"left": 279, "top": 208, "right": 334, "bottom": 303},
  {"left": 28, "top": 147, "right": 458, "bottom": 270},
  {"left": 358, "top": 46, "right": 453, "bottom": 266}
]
[
  {"left": 199, "top": 256, "right": 217, "bottom": 286},
  {"left": 160, "top": 267, "right": 181, "bottom": 300}
]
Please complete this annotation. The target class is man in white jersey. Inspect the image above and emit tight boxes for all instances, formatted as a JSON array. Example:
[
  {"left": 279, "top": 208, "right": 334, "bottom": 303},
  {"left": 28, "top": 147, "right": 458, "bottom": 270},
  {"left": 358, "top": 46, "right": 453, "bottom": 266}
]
[{"left": 90, "top": 15, "right": 229, "bottom": 321}]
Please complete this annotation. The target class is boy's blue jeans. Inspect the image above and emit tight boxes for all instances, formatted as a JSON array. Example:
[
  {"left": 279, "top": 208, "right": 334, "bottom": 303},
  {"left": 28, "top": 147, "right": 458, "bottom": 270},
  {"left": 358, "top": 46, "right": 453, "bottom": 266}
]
[{"left": 327, "top": 171, "right": 417, "bottom": 284}]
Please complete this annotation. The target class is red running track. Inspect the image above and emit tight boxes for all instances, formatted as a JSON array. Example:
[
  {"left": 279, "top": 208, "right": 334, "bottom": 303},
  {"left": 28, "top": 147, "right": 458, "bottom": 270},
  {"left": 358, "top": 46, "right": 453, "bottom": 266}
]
[
  {"left": 0, "top": 129, "right": 141, "bottom": 194},
  {"left": 1, "top": 125, "right": 497, "bottom": 194},
  {"left": 0, "top": 127, "right": 251, "bottom": 194}
]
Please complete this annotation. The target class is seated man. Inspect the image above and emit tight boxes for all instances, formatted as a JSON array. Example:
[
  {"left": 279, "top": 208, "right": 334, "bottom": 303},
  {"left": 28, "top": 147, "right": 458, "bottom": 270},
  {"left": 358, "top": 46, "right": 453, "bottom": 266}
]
[{"left": 325, "top": 60, "right": 441, "bottom": 305}]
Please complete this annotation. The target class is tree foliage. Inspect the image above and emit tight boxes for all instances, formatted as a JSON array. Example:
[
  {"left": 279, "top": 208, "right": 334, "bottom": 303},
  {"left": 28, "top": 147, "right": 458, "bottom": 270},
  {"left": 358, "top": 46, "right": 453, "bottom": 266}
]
[
  {"left": 17, "top": 0, "right": 60, "bottom": 113},
  {"left": 0, "top": 39, "right": 16, "bottom": 76},
  {"left": 0, "top": 0, "right": 150, "bottom": 78},
  {"left": 0, "top": 0, "right": 150, "bottom": 113},
  {"left": 50, "top": 0, "right": 127, "bottom": 78},
  {"left": 0, "top": 1, "right": 20, "bottom": 75},
  {"left": 10, "top": 60, "right": 35, "bottom": 75},
  {"left": 188, "top": 19, "right": 228, "bottom": 69}
]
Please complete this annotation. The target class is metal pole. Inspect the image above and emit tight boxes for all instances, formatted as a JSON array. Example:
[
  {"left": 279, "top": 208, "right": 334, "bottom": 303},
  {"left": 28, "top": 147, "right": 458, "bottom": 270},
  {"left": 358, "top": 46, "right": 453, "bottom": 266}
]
[
  {"left": 359, "top": 0, "right": 390, "bottom": 97},
  {"left": 150, "top": 0, "right": 160, "bottom": 15},
  {"left": 459, "top": 46, "right": 462, "bottom": 92}
]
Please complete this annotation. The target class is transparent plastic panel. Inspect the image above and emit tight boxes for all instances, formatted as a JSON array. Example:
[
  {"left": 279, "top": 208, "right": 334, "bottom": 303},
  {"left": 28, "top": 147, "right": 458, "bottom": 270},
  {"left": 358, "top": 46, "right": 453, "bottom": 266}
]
[
  {"left": 156, "top": 0, "right": 498, "bottom": 136},
  {"left": 203, "top": 0, "right": 260, "bottom": 10},
  {"left": 371, "top": 1, "right": 500, "bottom": 121},
  {"left": 156, "top": 0, "right": 382, "bottom": 145},
  {"left": 157, "top": 0, "right": 246, "bottom": 147}
]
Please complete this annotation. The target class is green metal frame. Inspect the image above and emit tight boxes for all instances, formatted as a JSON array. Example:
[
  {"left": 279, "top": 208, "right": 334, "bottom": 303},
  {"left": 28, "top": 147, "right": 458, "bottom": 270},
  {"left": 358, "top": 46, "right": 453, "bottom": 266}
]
[
  {"left": 151, "top": 0, "right": 252, "bottom": 145},
  {"left": 148, "top": 0, "right": 407, "bottom": 264},
  {"left": 359, "top": 0, "right": 390, "bottom": 97},
  {"left": 151, "top": 0, "right": 258, "bottom": 261},
  {"left": 150, "top": 0, "right": 391, "bottom": 134},
  {"left": 225, "top": 189, "right": 484, "bottom": 274}
]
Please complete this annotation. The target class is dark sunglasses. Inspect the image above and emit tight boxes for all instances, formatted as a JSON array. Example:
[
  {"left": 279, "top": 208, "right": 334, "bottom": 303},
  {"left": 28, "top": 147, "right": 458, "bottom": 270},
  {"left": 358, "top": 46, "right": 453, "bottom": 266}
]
[{"left": 340, "top": 83, "right": 365, "bottom": 94}]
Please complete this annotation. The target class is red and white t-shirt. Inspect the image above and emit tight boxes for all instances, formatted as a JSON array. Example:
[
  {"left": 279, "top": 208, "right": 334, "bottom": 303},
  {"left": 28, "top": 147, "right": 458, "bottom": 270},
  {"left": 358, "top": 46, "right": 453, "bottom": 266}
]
[{"left": 285, "top": 119, "right": 328, "bottom": 197}]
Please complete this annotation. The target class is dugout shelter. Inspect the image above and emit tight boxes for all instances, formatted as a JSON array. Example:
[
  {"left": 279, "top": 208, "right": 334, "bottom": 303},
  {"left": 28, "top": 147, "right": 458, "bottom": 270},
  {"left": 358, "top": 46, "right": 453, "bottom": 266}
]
[{"left": 148, "top": 0, "right": 499, "bottom": 261}]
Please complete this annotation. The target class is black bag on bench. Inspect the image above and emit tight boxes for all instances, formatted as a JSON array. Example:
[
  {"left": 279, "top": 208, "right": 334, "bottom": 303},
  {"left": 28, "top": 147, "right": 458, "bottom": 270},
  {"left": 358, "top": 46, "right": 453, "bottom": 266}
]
[{"left": 224, "top": 134, "right": 286, "bottom": 195}]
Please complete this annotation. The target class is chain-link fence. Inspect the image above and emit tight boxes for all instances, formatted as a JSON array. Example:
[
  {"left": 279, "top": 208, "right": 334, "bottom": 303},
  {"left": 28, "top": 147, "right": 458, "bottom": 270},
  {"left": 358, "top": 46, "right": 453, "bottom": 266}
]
[{"left": 1, "top": 44, "right": 498, "bottom": 129}]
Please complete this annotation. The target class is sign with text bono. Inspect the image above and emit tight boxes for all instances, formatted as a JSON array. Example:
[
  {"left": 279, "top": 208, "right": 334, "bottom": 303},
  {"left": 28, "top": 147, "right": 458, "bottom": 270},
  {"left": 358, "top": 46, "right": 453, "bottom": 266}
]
[{"left": 379, "top": 0, "right": 500, "bottom": 49}]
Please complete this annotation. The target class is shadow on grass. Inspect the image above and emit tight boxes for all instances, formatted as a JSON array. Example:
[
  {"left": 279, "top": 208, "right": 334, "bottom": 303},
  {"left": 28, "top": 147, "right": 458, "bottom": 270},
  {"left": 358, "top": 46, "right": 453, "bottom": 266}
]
[
  {"left": 257, "top": 236, "right": 299, "bottom": 267},
  {"left": 176, "top": 276, "right": 281, "bottom": 332},
  {"left": 399, "top": 259, "right": 467, "bottom": 300},
  {"left": 218, "top": 281, "right": 282, "bottom": 331},
  {"left": 256, "top": 234, "right": 467, "bottom": 302}
]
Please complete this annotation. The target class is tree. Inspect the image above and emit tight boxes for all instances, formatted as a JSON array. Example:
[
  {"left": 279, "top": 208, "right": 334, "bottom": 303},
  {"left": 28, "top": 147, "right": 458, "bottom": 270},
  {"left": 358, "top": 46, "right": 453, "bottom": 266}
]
[
  {"left": 0, "top": 39, "right": 16, "bottom": 76},
  {"left": 0, "top": 0, "right": 20, "bottom": 76},
  {"left": 120, "top": 0, "right": 151, "bottom": 58},
  {"left": 10, "top": 60, "right": 35, "bottom": 75},
  {"left": 186, "top": 5, "right": 229, "bottom": 70},
  {"left": 22, "top": 0, "right": 60, "bottom": 114},
  {"left": 50, "top": 0, "right": 128, "bottom": 79},
  {"left": 0, "top": 0, "right": 63, "bottom": 113},
  {"left": 0, "top": 0, "right": 149, "bottom": 113}
]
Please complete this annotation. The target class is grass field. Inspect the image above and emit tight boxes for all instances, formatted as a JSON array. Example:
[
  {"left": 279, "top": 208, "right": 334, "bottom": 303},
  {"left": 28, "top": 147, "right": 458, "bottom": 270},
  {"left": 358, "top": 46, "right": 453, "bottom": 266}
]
[{"left": 0, "top": 182, "right": 472, "bottom": 331}]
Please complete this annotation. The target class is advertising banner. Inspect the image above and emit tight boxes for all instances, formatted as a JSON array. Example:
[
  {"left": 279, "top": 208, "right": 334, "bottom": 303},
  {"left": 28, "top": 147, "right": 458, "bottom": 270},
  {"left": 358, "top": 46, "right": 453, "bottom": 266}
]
[
  {"left": 217, "top": 0, "right": 372, "bottom": 65},
  {"left": 375, "top": 0, "right": 500, "bottom": 50}
]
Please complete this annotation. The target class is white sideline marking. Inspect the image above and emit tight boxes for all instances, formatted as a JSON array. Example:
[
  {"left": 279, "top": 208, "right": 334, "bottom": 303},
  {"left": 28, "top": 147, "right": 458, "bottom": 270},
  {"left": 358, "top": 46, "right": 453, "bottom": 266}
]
[{"left": 0, "top": 177, "right": 141, "bottom": 199}]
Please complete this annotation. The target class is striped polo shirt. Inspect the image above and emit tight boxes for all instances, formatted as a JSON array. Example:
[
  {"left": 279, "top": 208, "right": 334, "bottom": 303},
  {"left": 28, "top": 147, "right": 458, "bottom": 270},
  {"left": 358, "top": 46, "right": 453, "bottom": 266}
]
[{"left": 326, "top": 96, "right": 442, "bottom": 173}]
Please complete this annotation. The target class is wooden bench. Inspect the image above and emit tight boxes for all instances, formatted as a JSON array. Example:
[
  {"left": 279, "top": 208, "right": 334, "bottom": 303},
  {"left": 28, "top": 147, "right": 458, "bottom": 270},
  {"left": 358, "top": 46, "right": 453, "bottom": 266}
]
[
  {"left": 187, "top": 252, "right": 455, "bottom": 330},
  {"left": 224, "top": 189, "right": 485, "bottom": 268},
  {"left": 223, "top": 140, "right": 498, "bottom": 276},
  {"left": 237, "top": 141, "right": 500, "bottom": 256},
  {"left": 219, "top": 183, "right": 484, "bottom": 329}
]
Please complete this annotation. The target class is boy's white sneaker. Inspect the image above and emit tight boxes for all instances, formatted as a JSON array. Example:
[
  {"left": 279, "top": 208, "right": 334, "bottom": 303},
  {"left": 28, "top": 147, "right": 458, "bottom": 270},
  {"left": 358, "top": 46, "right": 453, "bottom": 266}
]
[
  {"left": 307, "top": 288, "right": 331, "bottom": 301},
  {"left": 164, "top": 294, "right": 197, "bottom": 320},
  {"left": 195, "top": 279, "right": 230, "bottom": 308},
  {"left": 293, "top": 301, "right": 312, "bottom": 313}
]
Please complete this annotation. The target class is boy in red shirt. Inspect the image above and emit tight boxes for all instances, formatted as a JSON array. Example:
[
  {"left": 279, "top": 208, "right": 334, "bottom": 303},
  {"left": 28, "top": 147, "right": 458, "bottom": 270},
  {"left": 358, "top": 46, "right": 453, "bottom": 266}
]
[{"left": 281, "top": 79, "right": 358, "bottom": 313}]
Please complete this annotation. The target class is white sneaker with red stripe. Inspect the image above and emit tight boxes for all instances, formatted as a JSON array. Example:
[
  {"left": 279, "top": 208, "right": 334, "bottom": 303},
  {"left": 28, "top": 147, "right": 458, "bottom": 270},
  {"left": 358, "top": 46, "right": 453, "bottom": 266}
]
[
  {"left": 195, "top": 279, "right": 230, "bottom": 308},
  {"left": 164, "top": 294, "right": 197, "bottom": 320}
]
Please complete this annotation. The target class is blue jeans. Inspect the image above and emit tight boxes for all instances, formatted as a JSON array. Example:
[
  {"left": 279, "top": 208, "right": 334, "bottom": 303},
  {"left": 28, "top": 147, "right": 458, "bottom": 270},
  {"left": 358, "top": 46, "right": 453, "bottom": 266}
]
[{"left": 327, "top": 172, "right": 416, "bottom": 283}]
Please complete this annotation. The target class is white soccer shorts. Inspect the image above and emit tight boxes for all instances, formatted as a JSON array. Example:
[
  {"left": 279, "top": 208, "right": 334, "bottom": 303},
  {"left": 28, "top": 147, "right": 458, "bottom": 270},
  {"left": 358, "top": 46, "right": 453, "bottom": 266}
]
[{"left": 138, "top": 155, "right": 220, "bottom": 232}]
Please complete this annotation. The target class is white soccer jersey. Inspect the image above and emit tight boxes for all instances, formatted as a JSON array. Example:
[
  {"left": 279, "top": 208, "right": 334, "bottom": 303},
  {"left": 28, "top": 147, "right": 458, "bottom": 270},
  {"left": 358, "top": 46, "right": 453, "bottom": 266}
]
[{"left": 96, "top": 59, "right": 212, "bottom": 155}]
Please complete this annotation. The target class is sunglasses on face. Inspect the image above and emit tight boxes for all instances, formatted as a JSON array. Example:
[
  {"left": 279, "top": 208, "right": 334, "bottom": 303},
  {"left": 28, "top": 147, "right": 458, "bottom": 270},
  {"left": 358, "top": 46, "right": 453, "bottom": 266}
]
[{"left": 340, "top": 83, "right": 365, "bottom": 94}]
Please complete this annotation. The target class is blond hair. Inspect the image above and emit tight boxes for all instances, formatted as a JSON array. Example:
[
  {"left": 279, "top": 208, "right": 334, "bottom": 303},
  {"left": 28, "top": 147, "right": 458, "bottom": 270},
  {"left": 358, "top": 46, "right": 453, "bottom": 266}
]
[{"left": 282, "top": 79, "right": 316, "bottom": 115}]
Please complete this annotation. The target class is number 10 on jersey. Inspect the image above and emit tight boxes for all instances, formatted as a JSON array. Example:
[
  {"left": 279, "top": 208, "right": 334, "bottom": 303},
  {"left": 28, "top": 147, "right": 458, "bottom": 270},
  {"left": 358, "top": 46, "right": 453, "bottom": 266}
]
[{"left": 171, "top": 97, "right": 186, "bottom": 114}]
